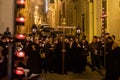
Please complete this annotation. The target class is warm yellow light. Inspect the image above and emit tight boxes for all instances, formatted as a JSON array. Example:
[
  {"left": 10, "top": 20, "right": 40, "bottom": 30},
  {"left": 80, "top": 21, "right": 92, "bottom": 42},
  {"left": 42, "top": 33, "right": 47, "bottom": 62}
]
[{"left": 35, "top": 6, "right": 39, "bottom": 9}]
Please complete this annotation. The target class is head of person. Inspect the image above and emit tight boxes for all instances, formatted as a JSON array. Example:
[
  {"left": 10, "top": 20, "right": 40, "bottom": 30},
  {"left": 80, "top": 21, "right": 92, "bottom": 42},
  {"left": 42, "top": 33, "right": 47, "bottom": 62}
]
[
  {"left": 35, "top": 39, "right": 40, "bottom": 44},
  {"left": 26, "top": 36, "right": 31, "bottom": 41},
  {"left": 54, "top": 38, "right": 58, "bottom": 44},
  {"left": 106, "top": 36, "right": 113, "bottom": 43},
  {"left": 81, "top": 39, "right": 86, "bottom": 44},
  {"left": 64, "top": 38, "right": 69, "bottom": 43},
  {"left": 1, "top": 36, "right": 7, "bottom": 42},
  {"left": 97, "top": 37, "right": 101, "bottom": 42},
  {"left": 105, "top": 33, "right": 110, "bottom": 39},
  {"left": 74, "top": 37, "right": 79, "bottom": 43},
  {"left": 59, "top": 35, "right": 63, "bottom": 42},
  {"left": 92, "top": 36, "right": 97, "bottom": 43},
  {"left": 82, "top": 35, "right": 86, "bottom": 40},
  {"left": 48, "top": 37, "right": 53, "bottom": 42},
  {"left": 69, "top": 37, "right": 73, "bottom": 42},
  {"left": 112, "top": 42, "right": 118, "bottom": 50},
  {"left": 15, "top": 40, "right": 22, "bottom": 46}
]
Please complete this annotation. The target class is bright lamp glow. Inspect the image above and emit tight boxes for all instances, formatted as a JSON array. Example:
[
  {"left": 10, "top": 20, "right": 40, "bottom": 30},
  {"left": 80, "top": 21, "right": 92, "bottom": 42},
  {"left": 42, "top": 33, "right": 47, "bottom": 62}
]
[
  {"left": 16, "top": 0, "right": 25, "bottom": 5},
  {"left": 15, "top": 34, "right": 26, "bottom": 39},
  {"left": 35, "top": 6, "right": 39, "bottom": 9},
  {"left": 15, "top": 67, "right": 24, "bottom": 75},
  {"left": 16, "top": 17, "right": 25, "bottom": 23},
  {"left": 16, "top": 51, "right": 25, "bottom": 58}
]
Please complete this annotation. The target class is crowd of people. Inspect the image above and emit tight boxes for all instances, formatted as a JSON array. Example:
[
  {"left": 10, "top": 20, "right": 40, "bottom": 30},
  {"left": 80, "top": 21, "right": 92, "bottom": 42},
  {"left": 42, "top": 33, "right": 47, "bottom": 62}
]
[{"left": 0, "top": 27, "right": 120, "bottom": 80}]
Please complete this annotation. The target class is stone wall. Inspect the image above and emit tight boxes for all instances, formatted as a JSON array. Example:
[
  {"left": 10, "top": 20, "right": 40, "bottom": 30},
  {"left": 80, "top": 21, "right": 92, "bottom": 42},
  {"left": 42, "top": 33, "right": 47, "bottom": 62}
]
[
  {"left": 0, "top": 0, "right": 14, "bottom": 35},
  {"left": 107, "top": 0, "right": 120, "bottom": 46}
]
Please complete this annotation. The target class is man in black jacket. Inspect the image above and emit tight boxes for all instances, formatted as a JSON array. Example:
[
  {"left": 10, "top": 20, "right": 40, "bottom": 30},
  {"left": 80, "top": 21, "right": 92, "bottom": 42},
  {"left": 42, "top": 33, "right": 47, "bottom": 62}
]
[{"left": 89, "top": 36, "right": 101, "bottom": 71}]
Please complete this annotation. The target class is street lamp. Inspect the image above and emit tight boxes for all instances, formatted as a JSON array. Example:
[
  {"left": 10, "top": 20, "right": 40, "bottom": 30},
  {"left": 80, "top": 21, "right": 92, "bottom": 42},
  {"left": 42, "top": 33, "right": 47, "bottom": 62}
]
[
  {"left": 31, "top": 24, "right": 37, "bottom": 41},
  {"left": 31, "top": 24, "right": 37, "bottom": 35},
  {"left": 76, "top": 25, "right": 81, "bottom": 41}
]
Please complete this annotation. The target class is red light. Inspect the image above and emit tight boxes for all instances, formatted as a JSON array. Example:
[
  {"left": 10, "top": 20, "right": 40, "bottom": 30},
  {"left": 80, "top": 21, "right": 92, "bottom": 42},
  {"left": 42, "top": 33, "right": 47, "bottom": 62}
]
[
  {"left": 16, "top": 17, "right": 25, "bottom": 23},
  {"left": 15, "top": 67, "right": 24, "bottom": 75},
  {"left": 15, "top": 34, "right": 26, "bottom": 39},
  {"left": 16, "top": 51, "right": 25, "bottom": 58},
  {"left": 16, "top": 0, "right": 25, "bottom": 5}
]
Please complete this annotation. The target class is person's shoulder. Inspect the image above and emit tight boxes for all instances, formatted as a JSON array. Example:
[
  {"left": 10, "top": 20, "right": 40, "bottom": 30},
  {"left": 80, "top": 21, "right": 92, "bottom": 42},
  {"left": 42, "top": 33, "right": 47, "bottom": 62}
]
[{"left": 116, "top": 47, "right": 120, "bottom": 57}]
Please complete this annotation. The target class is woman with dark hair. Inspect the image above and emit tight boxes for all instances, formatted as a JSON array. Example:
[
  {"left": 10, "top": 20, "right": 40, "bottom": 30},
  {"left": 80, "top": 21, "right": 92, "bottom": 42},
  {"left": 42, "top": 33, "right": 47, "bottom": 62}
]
[{"left": 27, "top": 39, "right": 41, "bottom": 76}]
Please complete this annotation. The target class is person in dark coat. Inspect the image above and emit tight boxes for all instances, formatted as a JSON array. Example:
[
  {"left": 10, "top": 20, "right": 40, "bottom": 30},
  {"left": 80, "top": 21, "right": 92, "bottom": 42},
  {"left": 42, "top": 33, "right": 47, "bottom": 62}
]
[
  {"left": 64, "top": 38, "right": 70, "bottom": 73},
  {"left": 0, "top": 36, "right": 8, "bottom": 78},
  {"left": 67, "top": 38, "right": 74, "bottom": 71},
  {"left": 43, "top": 37, "right": 55, "bottom": 73},
  {"left": 27, "top": 39, "right": 41, "bottom": 74},
  {"left": 89, "top": 36, "right": 101, "bottom": 71},
  {"left": 54, "top": 36, "right": 69, "bottom": 74},
  {"left": 23, "top": 36, "right": 32, "bottom": 56},
  {"left": 52, "top": 38, "right": 58, "bottom": 73},
  {"left": 71, "top": 37, "right": 82, "bottom": 73},
  {"left": 80, "top": 39, "right": 89, "bottom": 71},
  {"left": 104, "top": 36, "right": 114, "bottom": 69},
  {"left": 0, "top": 36, "right": 8, "bottom": 59},
  {"left": 0, "top": 46, "right": 6, "bottom": 80},
  {"left": 97, "top": 37, "right": 103, "bottom": 67},
  {"left": 103, "top": 42, "right": 120, "bottom": 80},
  {"left": 39, "top": 40, "right": 48, "bottom": 73}
]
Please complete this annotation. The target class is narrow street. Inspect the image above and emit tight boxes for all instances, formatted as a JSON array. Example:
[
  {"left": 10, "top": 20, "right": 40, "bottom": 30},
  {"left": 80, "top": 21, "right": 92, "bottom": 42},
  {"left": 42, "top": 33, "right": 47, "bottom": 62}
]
[{"left": 1, "top": 0, "right": 120, "bottom": 80}]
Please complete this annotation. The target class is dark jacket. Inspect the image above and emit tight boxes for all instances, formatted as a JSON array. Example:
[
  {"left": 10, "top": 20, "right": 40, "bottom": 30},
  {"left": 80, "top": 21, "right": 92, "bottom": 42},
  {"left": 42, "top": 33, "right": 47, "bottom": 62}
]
[
  {"left": 27, "top": 42, "right": 41, "bottom": 74},
  {"left": 105, "top": 47, "right": 120, "bottom": 80}
]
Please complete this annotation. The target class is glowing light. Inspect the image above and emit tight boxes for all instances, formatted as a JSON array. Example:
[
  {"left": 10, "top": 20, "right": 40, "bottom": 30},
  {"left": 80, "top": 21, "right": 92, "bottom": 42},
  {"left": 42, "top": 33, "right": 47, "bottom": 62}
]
[
  {"left": 35, "top": 6, "right": 39, "bottom": 9},
  {"left": 16, "top": 0, "right": 25, "bottom": 5},
  {"left": 45, "top": 0, "right": 48, "bottom": 13},
  {"left": 16, "top": 17, "right": 25, "bottom": 23},
  {"left": 16, "top": 51, "right": 25, "bottom": 58},
  {"left": 15, "top": 34, "right": 26, "bottom": 39},
  {"left": 15, "top": 67, "right": 24, "bottom": 75}
]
